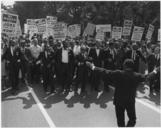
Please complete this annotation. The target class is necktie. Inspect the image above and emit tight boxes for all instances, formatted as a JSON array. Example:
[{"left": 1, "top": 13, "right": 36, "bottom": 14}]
[
  {"left": 11, "top": 47, "right": 13, "bottom": 56},
  {"left": 45, "top": 51, "right": 47, "bottom": 58}
]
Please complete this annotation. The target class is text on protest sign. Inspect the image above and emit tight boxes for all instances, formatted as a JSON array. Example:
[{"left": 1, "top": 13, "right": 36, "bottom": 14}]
[
  {"left": 122, "top": 20, "right": 133, "bottom": 36},
  {"left": 83, "top": 23, "right": 95, "bottom": 36},
  {"left": 67, "top": 24, "right": 81, "bottom": 38},
  {"left": 2, "top": 12, "right": 18, "bottom": 37},
  {"left": 131, "top": 26, "right": 144, "bottom": 42},
  {"left": 95, "top": 32, "right": 105, "bottom": 41},
  {"left": 36, "top": 18, "right": 46, "bottom": 34},
  {"left": 53, "top": 22, "right": 67, "bottom": 40},
  {"left": 146, "top": 24, "right": 154, "bottom": 40},
  {"left": 112, "top": 26, "right": 122, "bottom": 39},
  {"left": 96, "top": 24, "right": 111, "bottom": 33}
]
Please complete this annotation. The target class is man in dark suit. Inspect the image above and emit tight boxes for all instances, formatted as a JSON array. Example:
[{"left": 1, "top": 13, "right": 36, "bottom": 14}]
[
  {"left": 2, "top": 40, "right": 23, "bottom": 94},
  {"left": 73, "top": 45, "right": 90, "bottom": 94},
  {"left": 88, "top": 42, "right": 104, "bottom": 91},
  {"left": 86, "top": 59, "right": 154, "bottom": 127},
  {"left": 103, "top": 42, "right": 117, "bottom": 91},
  {"left": 37, "top": 44, "right": 56, "bottom": 93},
  {"left": 55, "top": 41, "right": 74, "bottom": 93},
  {"left": 125, "top": 43, "right": 146, "bottom": 72}
]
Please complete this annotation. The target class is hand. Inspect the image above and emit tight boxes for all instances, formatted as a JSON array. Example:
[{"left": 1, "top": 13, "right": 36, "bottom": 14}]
[
  {"left": 86, "top": 61, "right": 94, "bottom": 70},
  {"left": 17, "top": 59, "right": 21, "bottom": 62}
]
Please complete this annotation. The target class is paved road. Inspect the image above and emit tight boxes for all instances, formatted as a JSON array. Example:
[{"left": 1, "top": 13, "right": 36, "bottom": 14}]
[{"left": 2, "top": 82, "right": 161, "bottom": 127}]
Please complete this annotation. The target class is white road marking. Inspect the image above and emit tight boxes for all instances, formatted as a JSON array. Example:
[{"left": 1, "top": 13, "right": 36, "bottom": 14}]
[
  {"left": 1, "top": 87, "right": 12, "bottom": 93},
  {"left": 27, "top": 86, "right": 56, "bottom": 128},
  {"left": 109, "top": 86, "right": 161, "bottom": 114}
]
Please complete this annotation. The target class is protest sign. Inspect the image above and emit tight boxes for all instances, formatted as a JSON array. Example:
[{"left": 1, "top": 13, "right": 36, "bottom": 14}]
[
  {"left": 83, "top": 23, "right": 95, "bottom": 36},
  {"left": 15, "top": 19, "right": 22, "bottom": 38},
  {"left": 112, "top": 26, "right": 122, "bottom": 39},
  {"left": 158, "top": 29, "right": 160, "bottom": 41},
  {"left": 131, "top": 26, "right": 144, "bottom": 42},
  {"left": 24, "top": 24, "right": 28, "bottom": 34},
  {"left": 36, "top": 18, "right": 46, "bottom": 34},
  {"left": 96, "top": 24, "right": 111, "bottom": 33},
  {"left": 67, "top": 24, "right": 81, "bottom": 38},
  {"left": 1, "top": 12, "right": 18, "bottom": 37},
  {"left": 122, "top": 20, "right": 133, "bottom": 36},
  {"left": 27, "top": 19, "right": 38, "bottom": 39},
  {"left": 46, "top": 16, "right": 57, "bottom": 36},
  {"left": 146, "top": 24, "right": 154, "bottom": 40},
  {"left": 46, "top": 16, "right": 57, "bottom": 25},
  {"left": 53, "top": 22, "right": 67, "bottom": 40},
  {"left": 95, "top": 32, "right": 105, "bottom": 41}
]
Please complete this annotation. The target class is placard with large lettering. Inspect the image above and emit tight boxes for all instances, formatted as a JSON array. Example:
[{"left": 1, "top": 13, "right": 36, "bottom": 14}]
[
  {"left": 112, "top": 26, "right": 122, "bottom": 39},
  {"left": 2, "top": 12, "right": 18, "bottom": 37},
  {"left": 67, "top": 24, "right": 81, "bottom": 38},
  {"left": 122, "top": 20, "right": 133, "bottom": 36},
  {"left": 53, "top": 22, "right": 67, "bottom": 40},
  {"left": 146, "top": 24, "right": 154, "bottom": 40},
  {"left": 131, "top": 26, "right": 144, "bottom": 42}
]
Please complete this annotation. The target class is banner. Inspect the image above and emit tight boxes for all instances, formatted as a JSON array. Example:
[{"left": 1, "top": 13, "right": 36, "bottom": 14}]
[
  {"left": 158, "top": 29, "right": 160, "bottom": 41},
  {"left": 27, "top": 19, "right": 38, "bottom": 39},
  {"left": 112, "top": 26, "right": 122, "bottom": 39},
  {"left": 146, "top": 24, "right": 154, "bottom": 40},
  {"left": 131, "top": 26, "right": 144, "bottom": 42},
  {"left": 96, "top": 24, "right": 111, "bottom": 33},
  {"left": 122, "top": 20, "right": 133, "bottom": 36},
  {"left": 53, "top": 22, "right": 67, "bottom": 40},
  {"left": 67, "top": 24, "right": 81, "bottom": 38},
  {"left": 83, "top": 23, "right": 95, "bottom": 36},
  {"left": 1, "top": 12, "right": 18, "bottom": 37}
]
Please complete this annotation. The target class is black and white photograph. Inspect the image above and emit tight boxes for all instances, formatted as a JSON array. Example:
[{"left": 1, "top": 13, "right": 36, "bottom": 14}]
[{"left": 1, "top": 0, "right": 161, "bottom": 127}]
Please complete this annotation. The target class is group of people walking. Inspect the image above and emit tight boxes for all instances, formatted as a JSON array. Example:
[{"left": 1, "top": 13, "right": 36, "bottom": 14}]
[{"left": 1, "top": 34, "right": 160, "bottom": 95}]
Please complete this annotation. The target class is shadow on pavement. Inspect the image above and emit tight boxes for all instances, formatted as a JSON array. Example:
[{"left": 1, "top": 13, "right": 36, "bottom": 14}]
[{"left": 137, "top": 84, "right": 160, "bottom": 106}]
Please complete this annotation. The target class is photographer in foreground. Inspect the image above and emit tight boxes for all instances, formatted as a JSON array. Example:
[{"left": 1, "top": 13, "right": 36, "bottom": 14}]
[{"left": 86, "top": 59, "right": 159, "bottom": 127}]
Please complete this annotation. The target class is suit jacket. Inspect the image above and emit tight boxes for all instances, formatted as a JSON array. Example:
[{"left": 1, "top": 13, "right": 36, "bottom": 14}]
[
  {"left": 88, "top": 48, "right": 104, "bottom": 67},
  {"left": 37, "top": 50, "right": 55, "bottom": 69},
  {"left": 125, "top": 50, "right": 146, "bottom": 72},
  {"left": 103, "top": 48, "right": 117, "bottom": 70},
  {"left": 2, "top": 47, "right": 23, "bottom": 72},
  {"left": 55, "top": 48, "right": 74, "bottom": 64},
  {"left": 93, "top": 67, "right": 145, "bottom": 106}
]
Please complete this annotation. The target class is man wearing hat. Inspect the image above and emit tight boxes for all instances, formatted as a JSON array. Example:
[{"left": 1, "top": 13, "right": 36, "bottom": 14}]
[{"left": 86, "top": 59, "right": 156, "bottom": 127}]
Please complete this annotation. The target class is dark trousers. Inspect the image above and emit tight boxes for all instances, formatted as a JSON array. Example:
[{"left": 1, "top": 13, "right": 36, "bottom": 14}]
[
  {"left": 31, "top": 63, "right": 41, "bottom": 83},
  {"left": 60, "top": 63, "right": 72, "bottom": 91},
  {"left": 115, "top": 103, "right": 136, "bottom": 127},
  {"left": 148, "top": 65, "right": 155, "bottom": 91},
  {"left": 74, "top": 65, "right": 88, "bottom": 92},
  {"left": 9, "top": 66, "right": 19, "bottom": 91},
  {"left": 42, "top": 67, "right": 55, "bottom": 92},
  {"left": 90, "top": 71, "right": 101, "bottom": 91}
]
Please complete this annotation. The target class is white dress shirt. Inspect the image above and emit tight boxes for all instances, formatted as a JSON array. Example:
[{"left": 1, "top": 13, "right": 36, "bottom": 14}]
[
  {"left": 96, "top": 48, "right": 100, "bottom": 57},
  {"left": 73, "top": 45, "right": 80, "bottom": 56},
  {"left": 62, "top": 49, "right": 69, "bottom": 63},
  {"left": 30, "top": 45, "right": 42, "bottom": 59}
]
